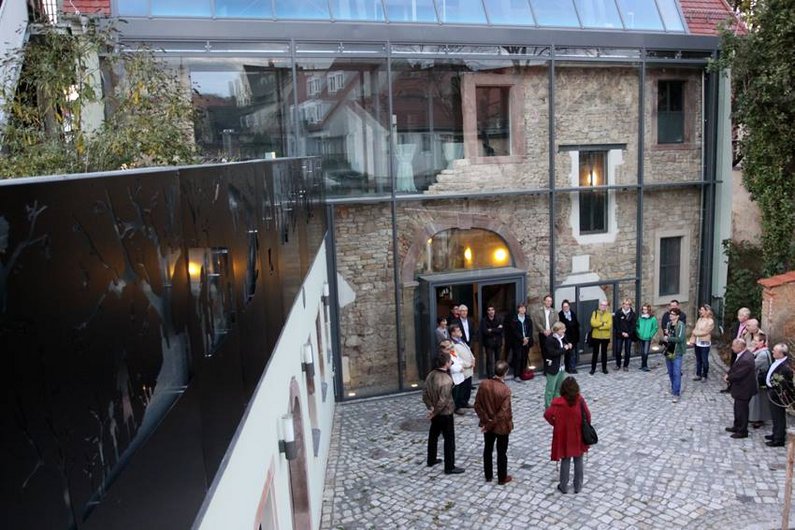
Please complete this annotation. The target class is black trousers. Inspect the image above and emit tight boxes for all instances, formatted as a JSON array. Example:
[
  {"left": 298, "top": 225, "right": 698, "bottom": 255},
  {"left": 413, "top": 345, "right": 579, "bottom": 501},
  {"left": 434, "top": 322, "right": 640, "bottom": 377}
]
[
  {"left": 769, "top": 392, "right": 787, "bottom": 443},
  {"left": 733, "top": 398, "right": 750, "bottom": 435},
  {"left": 454, "top": 377, "right": 473, "bottom": 409},
  {"left": 428, "top": 414, "right": 455, "bottom": 470},
  {"left": 511, "top": 343, "right": 530, "bottom": 377},
  {"left": 538, "top": 333, "right": 548, "bottom": 357},
  {"left": 590, "top": 339, "right": 609, "bottom": 372},
  {"left": 483, "top": 344, "right": 500, "bottom": 377},
  {"left": 614, "top": 336, "right": 632, "bottom": 367},
  {"left": 483, "top": 431, "right": 509, "bottom": 481}
]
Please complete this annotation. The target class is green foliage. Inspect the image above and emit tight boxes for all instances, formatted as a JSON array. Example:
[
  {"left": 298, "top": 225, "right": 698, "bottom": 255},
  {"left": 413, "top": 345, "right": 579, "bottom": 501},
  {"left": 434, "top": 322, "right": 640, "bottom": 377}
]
[
  {"left": 0, "top": 18, "right": 196, "bottom": 178},
  {"left": 715, "top": 0, "right": 795, "bottom": 276},
  {"left": 721, "top": 240, "right": 763, "bottom": 330}
]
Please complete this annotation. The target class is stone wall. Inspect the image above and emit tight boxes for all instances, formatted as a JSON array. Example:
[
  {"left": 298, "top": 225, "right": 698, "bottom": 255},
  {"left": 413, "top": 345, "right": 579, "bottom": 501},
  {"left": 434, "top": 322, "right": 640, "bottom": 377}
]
[
  {"left": 644, "top": 68, "right": 703, "bottom": 185},
  {"left": 333, "top": 203, "right": 398, "bottom": 395},
  {"left": 758, "top": 272, "right": 795, "bottom": 346}
]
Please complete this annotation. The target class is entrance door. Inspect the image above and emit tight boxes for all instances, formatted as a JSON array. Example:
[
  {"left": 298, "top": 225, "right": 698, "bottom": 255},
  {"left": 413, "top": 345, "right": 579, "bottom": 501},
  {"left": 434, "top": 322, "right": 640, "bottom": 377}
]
[
  {"left": 477, "top": 281, "right": 518, "bottom": 376},
  {"left": 416, "top": 268, "right": 526, "bottom": 379}
]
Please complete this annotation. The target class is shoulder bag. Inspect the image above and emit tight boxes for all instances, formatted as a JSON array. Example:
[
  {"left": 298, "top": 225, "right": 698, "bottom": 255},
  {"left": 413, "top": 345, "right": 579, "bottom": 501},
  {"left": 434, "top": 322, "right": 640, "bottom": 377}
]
[{"left": 580, "top": 398, "right": 598, "bottom": 445}]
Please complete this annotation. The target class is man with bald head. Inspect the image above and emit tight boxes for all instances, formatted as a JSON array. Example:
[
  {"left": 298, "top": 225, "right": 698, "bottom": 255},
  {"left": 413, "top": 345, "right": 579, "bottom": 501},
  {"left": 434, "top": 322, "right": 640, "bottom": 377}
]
[
  {"left": 724, "top": 338, "right": 758, "bottom": 439},
  {"left": 721, "top": 307, "right": 752, "bottom": 393}
]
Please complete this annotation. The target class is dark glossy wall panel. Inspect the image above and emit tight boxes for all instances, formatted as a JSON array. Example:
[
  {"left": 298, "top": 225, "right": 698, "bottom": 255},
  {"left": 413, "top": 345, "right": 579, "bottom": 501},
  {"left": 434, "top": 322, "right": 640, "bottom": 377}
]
[{"left": 0, "top": 158, "right": 325, "bottom": 529}]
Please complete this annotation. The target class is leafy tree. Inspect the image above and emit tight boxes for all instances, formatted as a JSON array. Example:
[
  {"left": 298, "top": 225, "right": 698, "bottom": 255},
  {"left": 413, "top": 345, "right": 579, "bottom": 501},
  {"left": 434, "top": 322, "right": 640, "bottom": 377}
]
[
  {"left": 0, "top": 17, "right": 196, "bottom": 178},
  {"left": 716, "top": 0, "right": 795, "bottom": 276}
]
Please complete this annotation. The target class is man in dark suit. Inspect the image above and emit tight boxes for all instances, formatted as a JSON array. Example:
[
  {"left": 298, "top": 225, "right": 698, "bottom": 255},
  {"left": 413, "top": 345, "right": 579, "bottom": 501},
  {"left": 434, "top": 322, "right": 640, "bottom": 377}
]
[
  {"left": 543, "top": 322, "right": 571, "bottom": 409},
  {"left": 724, "top": 338, "right": 758, "bottom": 439},
  {"left": 720, "top": 307, "right": 751, "bottom": 393},
  {"left": 765, "top": 343, "right": 794, "bottom": 447},
  {"left": 508, "top": 303, "right": 533, "bottom": 381},
  {"left": 479, "top": 305, "right": 504, "bottom": 378},
  {"left": 558, "top": 300, "right": 580, "bottom": 373},
  {"left": 452, "top": 304, "right": 474, "bottom": 347}
]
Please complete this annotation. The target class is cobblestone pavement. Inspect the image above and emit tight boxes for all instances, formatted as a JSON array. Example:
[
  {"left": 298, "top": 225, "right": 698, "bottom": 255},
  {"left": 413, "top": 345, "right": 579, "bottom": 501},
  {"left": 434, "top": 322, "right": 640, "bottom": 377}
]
[{"left": 321, "top": 351, "right": 795, "bottom": 529}]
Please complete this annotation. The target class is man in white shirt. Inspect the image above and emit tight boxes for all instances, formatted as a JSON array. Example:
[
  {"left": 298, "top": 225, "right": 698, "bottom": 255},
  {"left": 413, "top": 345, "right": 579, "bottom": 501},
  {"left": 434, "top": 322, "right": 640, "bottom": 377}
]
[
  {"left": 450, "top": 325, "right": 475, "bottom": 413},
  {"left": 532, "top": 295, "right": 555, "bottom": 358}
]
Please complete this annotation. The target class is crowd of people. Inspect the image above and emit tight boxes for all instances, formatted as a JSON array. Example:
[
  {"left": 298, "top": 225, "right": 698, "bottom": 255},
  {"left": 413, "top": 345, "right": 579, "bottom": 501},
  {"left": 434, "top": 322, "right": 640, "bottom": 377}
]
[{"left": 422, "top": 297, "right": 795, "bottom": 493}]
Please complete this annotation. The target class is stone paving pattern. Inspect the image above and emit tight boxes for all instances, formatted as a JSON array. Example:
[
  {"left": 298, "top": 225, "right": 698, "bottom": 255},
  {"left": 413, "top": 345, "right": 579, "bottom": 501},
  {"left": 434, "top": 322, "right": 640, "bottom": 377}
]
[{"left": 322, "top": 351, "right": 794, "bottom": 529}]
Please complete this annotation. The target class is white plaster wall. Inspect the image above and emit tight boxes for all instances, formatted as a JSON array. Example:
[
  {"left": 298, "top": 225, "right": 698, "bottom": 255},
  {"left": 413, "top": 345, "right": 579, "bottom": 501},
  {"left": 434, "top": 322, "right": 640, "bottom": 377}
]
[{"left": 194, "top": 242, "right": 335, "bottom": 530}]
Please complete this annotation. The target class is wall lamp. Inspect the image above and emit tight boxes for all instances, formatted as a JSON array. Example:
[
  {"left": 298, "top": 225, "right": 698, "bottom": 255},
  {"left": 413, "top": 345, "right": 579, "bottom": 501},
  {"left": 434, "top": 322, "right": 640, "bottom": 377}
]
[
  {"left": 278, "top": 414, "right": 297, "bottom": 461},
  {"left": 302, "top": 343, "right": 315, "bottom": 378},
  {"left": 321, "top": 282, "right": 330, "bottom": 307}
]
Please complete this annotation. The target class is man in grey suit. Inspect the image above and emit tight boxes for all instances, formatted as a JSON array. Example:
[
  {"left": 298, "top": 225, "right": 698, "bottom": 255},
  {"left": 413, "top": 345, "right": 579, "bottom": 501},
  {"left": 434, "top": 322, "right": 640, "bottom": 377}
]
[{"left": 724, "top": 338, "right": 758, "bottom": 439}]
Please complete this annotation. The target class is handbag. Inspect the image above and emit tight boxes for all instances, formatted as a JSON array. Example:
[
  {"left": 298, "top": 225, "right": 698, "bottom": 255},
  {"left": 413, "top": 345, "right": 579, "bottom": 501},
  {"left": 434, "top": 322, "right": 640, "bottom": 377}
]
[{"left": 580, "top": 398, "right": 598, "bottom": 445}]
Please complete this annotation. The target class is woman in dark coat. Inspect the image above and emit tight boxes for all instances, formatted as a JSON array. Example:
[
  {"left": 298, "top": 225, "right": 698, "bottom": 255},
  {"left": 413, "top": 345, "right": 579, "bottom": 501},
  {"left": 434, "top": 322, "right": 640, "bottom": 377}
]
[
  {"left": 544, "top": 376, "right": 591, "bottom": 494},
  {"left": 558, "top": 299, "right": 581, "bottom": 373}
]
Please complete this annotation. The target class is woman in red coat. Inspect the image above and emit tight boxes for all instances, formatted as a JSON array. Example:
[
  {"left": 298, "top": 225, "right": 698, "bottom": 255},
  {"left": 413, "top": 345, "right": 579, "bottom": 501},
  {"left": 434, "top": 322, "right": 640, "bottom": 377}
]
[{"left": 544, "top": 376, "right": 591, "bottom": 494}]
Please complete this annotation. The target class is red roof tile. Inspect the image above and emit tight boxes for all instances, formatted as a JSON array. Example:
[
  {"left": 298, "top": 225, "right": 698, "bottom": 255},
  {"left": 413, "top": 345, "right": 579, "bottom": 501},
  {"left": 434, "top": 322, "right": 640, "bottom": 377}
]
[
  {"left": 758, "top": 271, "right": 795, "bottom": 289},
  {"left": 680, "top": 0, "right": 745, "bottom": 35}
]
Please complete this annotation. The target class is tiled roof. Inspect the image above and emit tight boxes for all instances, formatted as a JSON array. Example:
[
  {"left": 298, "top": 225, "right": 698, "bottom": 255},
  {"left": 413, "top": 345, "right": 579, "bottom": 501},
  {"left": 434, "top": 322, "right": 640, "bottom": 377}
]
[
  {"left": 758, "top": 271, "right": 795, "bottom": 289},
  {"left": 62, "top": 0, "right": 111, "bottom": 15},
  {"left": 679, "top": 0, "right": 745, "bottom": 35}
]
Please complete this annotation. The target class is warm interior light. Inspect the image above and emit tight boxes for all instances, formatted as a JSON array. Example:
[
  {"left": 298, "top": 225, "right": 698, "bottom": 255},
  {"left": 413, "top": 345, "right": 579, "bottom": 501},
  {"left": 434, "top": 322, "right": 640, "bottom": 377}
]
[
  {"left": 493, "top": 247, "right": 508, "bottom": 265},
  {"left": 528, "top": 365, "right": 536, "bottom": 370},
  {"left": 588, "top": 169, "right": 594, "bottom": 186},
  {"left": 410, "top": 383, "right": 418, "bottom": 388},
  {"left": 187, "top": 261, "right": 202, "bottom": 282},
  {"left": 427, "top": 238, "right": 432, "bottom": 245},
  {"left": 464, "top": 246, "right": 473, "bottom": 263},
  {"left": 347, "top": 392, "right": 357, "bottom": 397}
]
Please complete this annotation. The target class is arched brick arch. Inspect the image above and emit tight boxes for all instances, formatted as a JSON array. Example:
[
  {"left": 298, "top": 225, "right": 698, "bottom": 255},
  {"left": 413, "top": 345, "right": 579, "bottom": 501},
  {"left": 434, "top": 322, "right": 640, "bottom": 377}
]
[
  {"left": 287, "top": 377, "right": 311, "bottom": 530},
  {"left": 400, "top": 213, "right": 528, "bottom": 285}
]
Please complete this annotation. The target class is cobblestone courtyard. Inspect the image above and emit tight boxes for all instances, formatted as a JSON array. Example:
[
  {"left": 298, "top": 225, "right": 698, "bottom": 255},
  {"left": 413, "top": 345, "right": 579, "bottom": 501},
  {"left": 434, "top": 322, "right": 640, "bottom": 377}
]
[{"left": 322, "top": 351, "right": 793, "bottom": 529}]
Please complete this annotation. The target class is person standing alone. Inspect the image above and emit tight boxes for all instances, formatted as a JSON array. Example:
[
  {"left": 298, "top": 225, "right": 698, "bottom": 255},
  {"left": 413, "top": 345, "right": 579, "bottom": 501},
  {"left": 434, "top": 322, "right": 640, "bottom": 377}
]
[
  {"left": 474, "top": 361, "right": 514, "bottom": 485},
  {"left": 544, "top": 376, "right": 591, "bottom": 494},
  {"left": 422, "top": 351, "right": 464, "bottom": 474}
]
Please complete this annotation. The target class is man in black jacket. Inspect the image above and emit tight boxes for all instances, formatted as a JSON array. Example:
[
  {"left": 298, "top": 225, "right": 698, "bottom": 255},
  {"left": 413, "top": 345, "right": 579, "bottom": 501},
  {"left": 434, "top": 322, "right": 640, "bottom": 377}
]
[
  {"left": 614, "top": 298, "right": 637, "bottom": 371},
  {"left": 508, "top": 303, "right": 533, "bottom": 381},
  {"left": 479, "top": 305, "right": 503, "bottom": 378},
  {"left": 724, "top": 338, "right": 758, "bottom": 439},
  {"left": 765, "top": 343, "right": 794, "bottom": 447}
]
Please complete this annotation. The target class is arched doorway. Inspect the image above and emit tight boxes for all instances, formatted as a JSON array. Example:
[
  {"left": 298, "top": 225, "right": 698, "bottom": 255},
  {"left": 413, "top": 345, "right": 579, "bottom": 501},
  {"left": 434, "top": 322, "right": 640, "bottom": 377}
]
[
  {"left": 287, "top": 381, "right": 311, "bottom": 530},
  {"left": 412, "top": 227, "right": 526, "bottom": 379}
]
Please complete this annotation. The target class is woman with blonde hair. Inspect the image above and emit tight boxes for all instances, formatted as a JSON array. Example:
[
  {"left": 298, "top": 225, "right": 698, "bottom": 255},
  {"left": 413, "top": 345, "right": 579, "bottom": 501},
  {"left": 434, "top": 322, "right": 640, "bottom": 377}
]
[{"left": 688, "top": 304, "right": 715, "bottom": 381}]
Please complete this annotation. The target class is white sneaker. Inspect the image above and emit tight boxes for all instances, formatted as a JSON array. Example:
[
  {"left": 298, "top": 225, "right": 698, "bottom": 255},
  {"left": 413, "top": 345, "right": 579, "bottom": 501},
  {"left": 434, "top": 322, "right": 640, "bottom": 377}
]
[{"left": 672, "top": 397, "right": 679, "bottom": 403}]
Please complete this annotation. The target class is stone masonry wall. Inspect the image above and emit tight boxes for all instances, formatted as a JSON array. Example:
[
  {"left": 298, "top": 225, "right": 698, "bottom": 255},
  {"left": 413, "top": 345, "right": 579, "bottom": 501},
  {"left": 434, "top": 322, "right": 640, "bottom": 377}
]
[{"left": 759, "top": 272, "right": 795, "bottom": 346}]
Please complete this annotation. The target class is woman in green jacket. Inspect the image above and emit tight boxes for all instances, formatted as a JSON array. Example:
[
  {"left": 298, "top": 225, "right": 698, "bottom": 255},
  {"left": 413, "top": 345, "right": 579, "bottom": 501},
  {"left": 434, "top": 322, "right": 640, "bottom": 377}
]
[
  {"left": 635, "top": 304, "right": 659, "bottom": 372},
  {"left": 662, "top": 308, "right": 686, "bottom": 402},
  {"left": 589, "top": 300, "right": 613, "bottom": 375}
]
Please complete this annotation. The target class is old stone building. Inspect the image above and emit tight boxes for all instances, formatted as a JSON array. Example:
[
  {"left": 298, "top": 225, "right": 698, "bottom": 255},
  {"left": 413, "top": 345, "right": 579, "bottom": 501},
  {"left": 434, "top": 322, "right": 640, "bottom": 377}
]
[{"left": 87, "top": 0, "right": 739, "bottom": 399}]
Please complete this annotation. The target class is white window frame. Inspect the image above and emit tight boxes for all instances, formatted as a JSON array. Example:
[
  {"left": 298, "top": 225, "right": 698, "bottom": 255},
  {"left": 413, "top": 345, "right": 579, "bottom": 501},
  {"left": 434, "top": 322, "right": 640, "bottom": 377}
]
[
  {"left": 568, "top": 148, "right": 622, "bottom": 244},
  {"left": 652, "top": 227, "right": 690, "bottom": 306}
]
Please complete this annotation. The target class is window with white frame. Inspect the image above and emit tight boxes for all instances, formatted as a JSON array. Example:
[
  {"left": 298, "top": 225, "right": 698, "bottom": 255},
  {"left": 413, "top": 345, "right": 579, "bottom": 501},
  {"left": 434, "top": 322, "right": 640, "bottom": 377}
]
[
  {"left": 307, "top": 76, "right": 322, "bottom": 97},
  {"left": 326, "top": 71, "right": 345, "bottom": 94}
]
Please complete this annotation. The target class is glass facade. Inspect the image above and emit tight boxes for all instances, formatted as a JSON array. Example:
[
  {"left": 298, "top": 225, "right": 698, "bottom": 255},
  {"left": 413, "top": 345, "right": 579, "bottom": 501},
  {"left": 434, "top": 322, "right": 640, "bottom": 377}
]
[
  {"left": 147, "top": 37, "right": 719, "bottom": 399},
  {"left": 116, "top": 0, "right": 686, "bottom": 30}
]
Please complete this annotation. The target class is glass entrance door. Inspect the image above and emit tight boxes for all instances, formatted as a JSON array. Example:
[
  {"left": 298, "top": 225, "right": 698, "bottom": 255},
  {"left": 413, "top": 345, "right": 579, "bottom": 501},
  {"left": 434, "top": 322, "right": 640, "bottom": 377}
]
[{"left": 416, "top": 269, "right": 525, "bottom": 381}]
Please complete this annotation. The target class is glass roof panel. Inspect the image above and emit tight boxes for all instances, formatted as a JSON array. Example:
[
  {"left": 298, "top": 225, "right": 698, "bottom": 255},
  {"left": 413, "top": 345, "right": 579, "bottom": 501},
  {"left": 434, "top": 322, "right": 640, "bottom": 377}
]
[
  {"left": 530, "top": 0, "right": 580, "bottom": 27},
  {"left": 216, "top": 0, "right": 271, "bottom": 18},
  {"left": 616, "top": 0, "right": 663, "bottom": 30},
  {"left": 331, "top": 0, "right": 386, "bottom": 21},
  {"left": 152, "top": 0, "right": 212, "bottom": 17},
  {"left": 434, "top": 0, "right": 488, "bottom": 24},
  {"left": 383, "top": 0, "right": 438, "bottom": 22},
  {"left": 482, "top": 0, "right": 535, "bottom": 26},
  {"left": 655, "top": 0, "right": 685, "bottom": 32},
  {"left": 573, "top": 0, "right": 622, "bottom": 29},
  {"left": 274, "top": 0, "right": 331, "bottom": 19}
]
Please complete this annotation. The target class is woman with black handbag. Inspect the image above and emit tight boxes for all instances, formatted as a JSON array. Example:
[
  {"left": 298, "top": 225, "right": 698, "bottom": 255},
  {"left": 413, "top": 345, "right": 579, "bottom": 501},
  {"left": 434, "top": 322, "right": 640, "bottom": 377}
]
[{"left": 544, "top": 376, "right": 593, "bottom": 494}]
